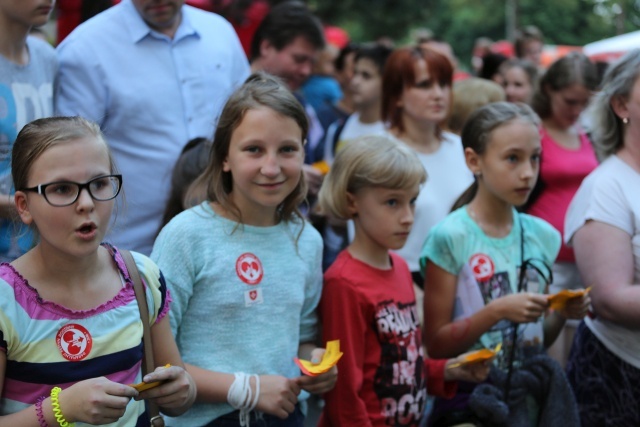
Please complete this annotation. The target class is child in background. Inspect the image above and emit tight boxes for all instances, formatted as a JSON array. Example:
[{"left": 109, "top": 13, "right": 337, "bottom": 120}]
[
  {"left": 317, "top": 136, "right": 489, "bottom": 427},
  {"left": 151, "top": 73, "right": 336, "bottom": 427},
  {"left": 302, "top": 43, "right": 342, "bottom": 114},
  {"left": 0, "top": 0, "right": 57, "bottom": 262},
  {"left": 514, "top": 26, "right": 544, "bottom": 69},
  {"left": 421, "top": 102, "right": 589, "bottom": 426},
  {"left": 447, "top": 77, "right": 505, "bottom": 136},
  {"left": 0, "top": 116, "right": 195, "bottom": 426},
  {"left": 323, "top": 42, "right": 393, "bottom": 165},
  {"left": 499, "top": 58, "right": 539, "bottom": 104},
  {"left": 159, "top": 136, "right": 212, "bottom": 231},
  {"left": 319, "top": 42, "right": 392, "bottom": 271}
]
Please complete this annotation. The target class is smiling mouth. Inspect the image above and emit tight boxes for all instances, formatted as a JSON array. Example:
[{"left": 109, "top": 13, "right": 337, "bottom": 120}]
[{"left": 258, "top": 182, "right": 284, "bottom": 188}]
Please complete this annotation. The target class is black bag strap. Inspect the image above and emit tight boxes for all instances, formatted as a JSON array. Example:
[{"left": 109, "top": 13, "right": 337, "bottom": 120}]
[
  {"left": 121, "top": 250, "right": 165, "bottom": 427},
  {"left": 504, "top": 217, "right": 553, "bottom": 403}
]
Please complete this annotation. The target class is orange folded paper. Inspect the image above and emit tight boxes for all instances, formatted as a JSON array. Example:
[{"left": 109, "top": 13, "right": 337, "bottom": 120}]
[
  {"left": 547, "top": 287, "right": 591, "bottom": 311},
  {"left": 128, "top": 364, "right": 171, "bottom": 392},
  {"left": 447, "top": 343, "right": 502, "bottom": 369},
  {"left": 294, "top": 340, "right": 343, "bottom": 377},
  {"left": 312, "top": 160, "right": 330, "bottom": 176}
]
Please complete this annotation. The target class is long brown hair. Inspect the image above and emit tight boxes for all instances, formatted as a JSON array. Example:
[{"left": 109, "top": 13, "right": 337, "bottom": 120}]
[{"left": 189, "top": 72, "right": 309, "bottom": 226}]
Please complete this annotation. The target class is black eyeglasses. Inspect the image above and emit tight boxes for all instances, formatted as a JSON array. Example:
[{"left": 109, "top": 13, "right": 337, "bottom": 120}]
[{"left": 20, "top": 174, "right": 122, "bottom": 207}]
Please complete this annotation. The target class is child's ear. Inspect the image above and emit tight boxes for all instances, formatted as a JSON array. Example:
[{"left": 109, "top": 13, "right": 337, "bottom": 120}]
[
  {"left": 346, "top": 192, "right": 358, "bottom": 217},
  {"left": 14, "top": 192, "right": 33, "bottom": 225},
  {"left": 222, "top": 156, "right": 231, "bottom": 173},
  {"left": 464, "top": 147, "right": 481, "bottom": 176}
]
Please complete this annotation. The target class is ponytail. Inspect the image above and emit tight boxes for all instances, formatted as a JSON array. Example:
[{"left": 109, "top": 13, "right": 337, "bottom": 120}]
[{"left": 451, "top": 180, "right": 478, "bottom": 212}]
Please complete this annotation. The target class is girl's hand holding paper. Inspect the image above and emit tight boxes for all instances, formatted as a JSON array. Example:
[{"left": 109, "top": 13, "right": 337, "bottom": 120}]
[
  {"left": 548, "top": 287, "right": 591, "bottom": 319},
  {"left": 294, "top": 340, "right": 341, "bottom": 394}
]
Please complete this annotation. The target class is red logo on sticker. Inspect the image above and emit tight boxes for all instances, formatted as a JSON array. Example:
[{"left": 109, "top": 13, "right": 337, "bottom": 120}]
[
  {"left": 249, "top": 290, "right": 258, "bottom": 300},
  {"left": 56, "top": 324, "right": 93, "bottom": 361},
  {"left": 469, "top": 253, "right": 495, "bottom": 281},
  {"left": 235, "top": 253, "right": 263, "bottom": 285}
]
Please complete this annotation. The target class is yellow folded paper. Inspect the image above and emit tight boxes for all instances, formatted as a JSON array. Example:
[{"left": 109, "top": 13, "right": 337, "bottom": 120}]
[
  {"left": 128, "top": 364, "right": 171, "bottom": 391},
  {"left": 448, "top": 343, "right": 502, "bottom": 369},
  {"left": 547, "top": 287, "right": 591, "bottom": 311},
  {"left": 294, "top": 340, "right": 343, "bottom": 376}
]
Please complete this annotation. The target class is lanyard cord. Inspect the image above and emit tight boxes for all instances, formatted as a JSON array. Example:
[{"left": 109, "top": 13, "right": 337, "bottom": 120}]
[{"left": 504, "top": 215, "right": 553, "bottom": 403}]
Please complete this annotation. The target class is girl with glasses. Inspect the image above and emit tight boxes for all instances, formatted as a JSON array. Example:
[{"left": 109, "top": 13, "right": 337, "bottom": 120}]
[{"left": 0, "top": 116, "right": 196, "bottom": 426}]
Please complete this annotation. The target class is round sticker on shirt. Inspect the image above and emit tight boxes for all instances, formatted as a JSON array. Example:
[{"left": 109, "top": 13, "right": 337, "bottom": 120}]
[
  {"left": 469, "top": 253, "right": 495, "bottom": 281},
  {"left": 235, "top": 253, "right": 263, "bottom": 285},
  {"left": 56, "top": 324, "right": 93, "bottom": 361}
]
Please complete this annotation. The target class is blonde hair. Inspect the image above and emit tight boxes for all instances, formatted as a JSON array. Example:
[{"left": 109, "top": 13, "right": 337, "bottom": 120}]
[
  {"left": 448, "top": 78, "right": 505, "bottom": 135},
  {"left": 318, "top": 135, "right": 427, "bottom": 220},
  {"left": 12, "top": 116, "right": 115, "bottom": 191}
]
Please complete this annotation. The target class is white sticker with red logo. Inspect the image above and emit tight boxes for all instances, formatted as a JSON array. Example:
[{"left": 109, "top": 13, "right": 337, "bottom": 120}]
[
  {"left": 235, "top": 253, "right": 263, "bottom": 285},
  {"left": 56, "top": 324, "right": 93, "bottom": 361},
  {"left": 244, "top": 288, "right": 264, "bottom": 307},
  {"left": 469, "top": 253, "right": 495, "bottom": 281}
]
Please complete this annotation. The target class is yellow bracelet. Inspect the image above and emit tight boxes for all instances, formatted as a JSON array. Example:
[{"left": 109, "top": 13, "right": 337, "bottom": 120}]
[{"left": 50, "top": 387, "right": 75, "bottom": 427}]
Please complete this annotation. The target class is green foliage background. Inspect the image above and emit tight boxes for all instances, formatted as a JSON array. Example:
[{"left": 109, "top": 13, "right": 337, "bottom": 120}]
[{"left": 307, "top": 0, "right": 640, "bottom": 70}]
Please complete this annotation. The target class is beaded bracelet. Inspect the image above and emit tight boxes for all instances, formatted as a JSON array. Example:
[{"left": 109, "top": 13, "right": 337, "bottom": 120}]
[
  {"left": 35, "top": 395, "right": 48, "bottom": 427},
  {"left": 50, "top": 387, "right": 75, "bottom": 427}
]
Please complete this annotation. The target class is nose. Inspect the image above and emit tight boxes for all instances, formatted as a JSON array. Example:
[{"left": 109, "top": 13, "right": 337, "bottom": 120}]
[
  {"left": 400, "top": 203, "right": 415, "bottom": 226},
  {"left": 261, "top": 153, "right": 281, "bottom": 177},
  {"left": 76, "top": 187, "right": 95, "bottom": 211},
  {"left": 521, "top": 161, "right": 537, "bottom": 181},
  {"left": 299, "top": 61, "right": 313, "bottom": 80},
  {"left": 350, "top": 74, "right": 360, "bottom": 90},
  {"left": 432, "top": 83, "right": 445, "bottom": 98}
]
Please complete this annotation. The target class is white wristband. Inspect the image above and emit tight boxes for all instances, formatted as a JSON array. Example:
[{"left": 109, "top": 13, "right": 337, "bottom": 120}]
[{"left": 227, "top": 372, "right": 260, "bottom": 427}]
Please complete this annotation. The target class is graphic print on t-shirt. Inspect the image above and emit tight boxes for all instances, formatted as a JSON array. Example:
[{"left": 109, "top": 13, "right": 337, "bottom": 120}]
[
  {"left": 235, "top": 253, "right": 263, "bottom": 285},
  {"left": 56, "top": 323, "right": 93, "bottom": 361},
  {"left": 474, "top": 264, "right": 545, "bottom": 369},
  {"left": 469, "top": 253, "right": 495, "bottom": 281},
  {"left": 373, "top": 299, "right": 426, "bottom": 426}
]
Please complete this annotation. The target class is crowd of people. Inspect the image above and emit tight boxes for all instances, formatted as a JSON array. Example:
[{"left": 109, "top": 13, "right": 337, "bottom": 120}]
[{"left": 1, "top": 1, "right": 639, "bottom": 427}]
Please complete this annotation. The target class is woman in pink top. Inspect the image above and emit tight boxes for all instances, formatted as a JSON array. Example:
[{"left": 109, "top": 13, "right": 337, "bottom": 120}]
[{"left": 526, "top": 52, "right": 599, "bottom": 365}]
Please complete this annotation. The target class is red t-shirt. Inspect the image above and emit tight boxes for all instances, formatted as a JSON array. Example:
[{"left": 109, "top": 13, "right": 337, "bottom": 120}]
[
  {"left": 318, "top": 250, "right": 456, "bottom": 427},
  {"left": 527, "top": 127, "right": 598, "bottom": 262}
]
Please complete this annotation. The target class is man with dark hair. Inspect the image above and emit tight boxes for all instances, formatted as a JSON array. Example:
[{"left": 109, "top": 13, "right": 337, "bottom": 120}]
[{"left": 250, "top": 0, "right": 324, "bottom": 92}]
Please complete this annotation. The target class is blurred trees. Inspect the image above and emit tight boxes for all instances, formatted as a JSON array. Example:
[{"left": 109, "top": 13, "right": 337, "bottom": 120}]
[{"left": 308, "top": 0, "right": 640, "bottom": 68}]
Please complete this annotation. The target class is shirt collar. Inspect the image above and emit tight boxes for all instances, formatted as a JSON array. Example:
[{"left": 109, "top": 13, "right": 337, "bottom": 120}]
[{"left": 122, "top": 0, "right": 199, "bottom": 44}]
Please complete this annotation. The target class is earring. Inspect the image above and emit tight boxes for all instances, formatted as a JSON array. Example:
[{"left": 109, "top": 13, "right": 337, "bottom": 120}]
[
  {"left": 474, "top": 171, "right": 482, "bottom": 178},
  {"left": 623, "top": 117, "right": 629, "bottom": 124}
]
